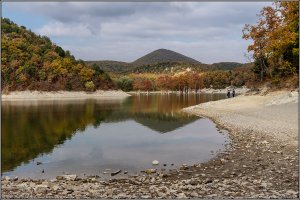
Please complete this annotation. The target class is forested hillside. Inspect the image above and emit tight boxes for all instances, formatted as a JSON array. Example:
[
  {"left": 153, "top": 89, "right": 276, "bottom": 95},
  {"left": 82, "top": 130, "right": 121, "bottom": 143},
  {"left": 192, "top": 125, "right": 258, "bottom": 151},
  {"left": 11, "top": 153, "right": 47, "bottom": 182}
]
[
  {"left": 86, "top": 60, "right": 245, "bottom": 74},
  {"left": 1, "top": 18, "right": 115, "bottom": 92}
]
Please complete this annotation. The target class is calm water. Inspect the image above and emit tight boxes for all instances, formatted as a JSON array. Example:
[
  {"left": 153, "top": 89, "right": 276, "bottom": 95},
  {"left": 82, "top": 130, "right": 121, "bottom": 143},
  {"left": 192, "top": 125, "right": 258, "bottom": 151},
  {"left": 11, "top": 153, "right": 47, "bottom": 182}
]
[{"left": 2, "top": 93, "right": 229, "bottom": 179}]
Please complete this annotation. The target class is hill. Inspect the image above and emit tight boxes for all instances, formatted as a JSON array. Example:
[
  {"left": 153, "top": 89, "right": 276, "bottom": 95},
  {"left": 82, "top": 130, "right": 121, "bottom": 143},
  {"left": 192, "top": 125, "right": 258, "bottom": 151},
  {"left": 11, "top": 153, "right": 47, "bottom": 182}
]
[
  {"left": 210, "top": 62, "right": 243, "bottom": 70},
  {"left": 86, "top": 49, "right": 246, "bottom": 74},
  {"left": 1, "top": 18, "right": 115, "bottom": 92},
  {"left": 132, "top": 48, "right": 201, "bottom": 66},
  {"left": 85, "top": 60, "right": 133, "bottom": 73}
]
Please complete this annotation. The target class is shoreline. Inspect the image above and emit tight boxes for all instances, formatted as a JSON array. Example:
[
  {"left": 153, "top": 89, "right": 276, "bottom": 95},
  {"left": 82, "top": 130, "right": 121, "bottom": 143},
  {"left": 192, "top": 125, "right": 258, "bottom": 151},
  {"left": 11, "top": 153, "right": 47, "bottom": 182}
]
[
  {"left": 1, "top": 90, "right": 298, "bottom": 198},
  {"left": 127, "top": 86, "right": 249, "bottom": 95},
  {"left": 1, "top": 90, "right": 131, "bottom": 101}
]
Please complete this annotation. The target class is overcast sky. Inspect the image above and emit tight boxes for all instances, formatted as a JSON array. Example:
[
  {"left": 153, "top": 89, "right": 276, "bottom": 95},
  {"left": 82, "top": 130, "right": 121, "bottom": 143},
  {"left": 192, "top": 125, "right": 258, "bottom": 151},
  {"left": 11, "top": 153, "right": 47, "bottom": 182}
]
[{"left": 3, "top": 2, "right": 272, "bottom": 64}]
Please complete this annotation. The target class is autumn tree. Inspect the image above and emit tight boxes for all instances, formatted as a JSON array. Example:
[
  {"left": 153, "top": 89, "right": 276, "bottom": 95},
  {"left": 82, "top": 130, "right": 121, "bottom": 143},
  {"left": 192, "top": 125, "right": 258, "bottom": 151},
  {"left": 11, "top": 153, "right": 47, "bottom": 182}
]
[
  {"left": 1, "top": 18, "right": 115, "bottom": 91},
  {"left": 243, "top": 2, "right": 299, "bottom": 82}
]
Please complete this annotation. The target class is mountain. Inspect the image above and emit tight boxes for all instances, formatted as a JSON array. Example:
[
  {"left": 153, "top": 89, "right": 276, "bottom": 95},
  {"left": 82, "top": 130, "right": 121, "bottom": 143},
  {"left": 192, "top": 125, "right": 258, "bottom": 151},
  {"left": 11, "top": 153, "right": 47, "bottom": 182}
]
[
  {"left": 86, "top": 49, "right": 202, "bottom": 73},
  {"left": 86, "top": 49, "right": 246, "bottom": 74},
  {"left": 1, "top": 18, "right": 115, "bottom": 92},
  {"left": 132, "top": 49, "right": 201, "bottom": 66}
]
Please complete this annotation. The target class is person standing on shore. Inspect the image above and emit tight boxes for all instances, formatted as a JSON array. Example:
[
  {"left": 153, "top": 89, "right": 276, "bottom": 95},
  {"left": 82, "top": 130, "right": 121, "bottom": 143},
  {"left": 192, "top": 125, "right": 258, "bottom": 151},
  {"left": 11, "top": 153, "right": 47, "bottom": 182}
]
[
  {"left": 227, "top": 89, "right": 230, "bottom": 98},
  {"left": 232, "top": 89, "right": 235, "bottom": 97}
]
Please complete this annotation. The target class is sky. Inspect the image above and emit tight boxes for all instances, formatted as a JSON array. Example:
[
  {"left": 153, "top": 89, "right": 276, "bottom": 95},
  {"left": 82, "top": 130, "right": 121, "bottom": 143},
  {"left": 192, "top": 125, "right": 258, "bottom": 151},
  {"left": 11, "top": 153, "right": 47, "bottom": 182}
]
[{"left": 3, "top": 2, "right": 272, "bottom": 64}]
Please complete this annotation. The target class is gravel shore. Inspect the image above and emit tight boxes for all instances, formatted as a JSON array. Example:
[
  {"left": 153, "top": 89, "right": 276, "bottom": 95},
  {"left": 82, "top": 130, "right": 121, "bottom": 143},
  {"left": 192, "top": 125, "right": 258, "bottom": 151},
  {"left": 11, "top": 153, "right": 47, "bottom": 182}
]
[
  {"left": 1, "top": 90, "right": 130, "bottom": 101},
  {"left": 1, "top": 90, "right": 298, "bottom": 199}
]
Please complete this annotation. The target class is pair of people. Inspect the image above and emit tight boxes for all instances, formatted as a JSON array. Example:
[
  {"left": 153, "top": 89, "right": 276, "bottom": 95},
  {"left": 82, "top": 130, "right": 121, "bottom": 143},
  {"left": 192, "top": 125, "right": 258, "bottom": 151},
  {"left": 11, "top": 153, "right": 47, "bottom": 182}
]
[{"left": 227, "top": 89, "right": 235, "bottom": 98}]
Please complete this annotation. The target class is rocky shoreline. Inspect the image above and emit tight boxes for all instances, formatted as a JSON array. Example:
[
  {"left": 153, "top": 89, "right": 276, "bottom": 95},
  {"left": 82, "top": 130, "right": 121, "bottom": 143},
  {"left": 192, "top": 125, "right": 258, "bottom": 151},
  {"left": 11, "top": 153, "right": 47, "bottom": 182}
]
[{"left": 1, "top": 91, "right": 298, "bottom": 199}]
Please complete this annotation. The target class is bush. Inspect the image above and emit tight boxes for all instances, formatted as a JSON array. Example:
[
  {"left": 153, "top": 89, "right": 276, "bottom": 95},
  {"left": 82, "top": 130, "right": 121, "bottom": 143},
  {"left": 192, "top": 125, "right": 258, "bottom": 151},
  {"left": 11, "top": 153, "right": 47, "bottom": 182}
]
[
  {"left": 85, "top": 81, "right": 95, "bottom": 91},
  {"left": 115, "top": 76, "right": 133, "bottom": 92}
]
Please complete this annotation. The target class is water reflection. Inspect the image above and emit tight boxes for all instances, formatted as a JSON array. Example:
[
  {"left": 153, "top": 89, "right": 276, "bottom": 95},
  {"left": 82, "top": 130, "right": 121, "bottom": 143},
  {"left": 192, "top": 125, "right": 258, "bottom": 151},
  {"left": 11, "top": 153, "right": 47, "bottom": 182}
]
[{"left": 2, "top": 93, "right": 227, "bottom": 178}]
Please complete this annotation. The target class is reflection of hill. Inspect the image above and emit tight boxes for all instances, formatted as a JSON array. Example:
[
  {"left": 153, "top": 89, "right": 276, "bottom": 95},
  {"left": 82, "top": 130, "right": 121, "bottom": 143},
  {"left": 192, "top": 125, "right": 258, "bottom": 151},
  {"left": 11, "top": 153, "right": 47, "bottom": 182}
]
[
  {"left": 105, "top": 110, "right": 198, "bottom": 133},
  {"left": 132, "top": 112, "right": 198, "bottom": 133}
]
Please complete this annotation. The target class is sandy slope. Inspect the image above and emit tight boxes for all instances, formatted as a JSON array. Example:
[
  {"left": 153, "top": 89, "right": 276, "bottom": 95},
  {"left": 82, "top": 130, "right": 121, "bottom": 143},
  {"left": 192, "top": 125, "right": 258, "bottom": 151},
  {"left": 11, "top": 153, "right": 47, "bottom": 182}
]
[
  {"left": 183, "top": 90, "right": 298, "bottom": 147},
  {"left": 1, "top": 90, "right": 131, "bottom": 101}
]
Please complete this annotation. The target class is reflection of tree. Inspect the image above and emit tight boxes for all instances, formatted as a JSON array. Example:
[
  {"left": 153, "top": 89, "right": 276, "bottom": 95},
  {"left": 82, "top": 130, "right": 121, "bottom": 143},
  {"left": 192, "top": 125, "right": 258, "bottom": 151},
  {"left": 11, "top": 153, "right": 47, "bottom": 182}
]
[
  {"left": 1, "top": 101, "right": 115, "bottom": 172},
  {"left": 2, "top": 94, "right": 225, "bottom": 173}
]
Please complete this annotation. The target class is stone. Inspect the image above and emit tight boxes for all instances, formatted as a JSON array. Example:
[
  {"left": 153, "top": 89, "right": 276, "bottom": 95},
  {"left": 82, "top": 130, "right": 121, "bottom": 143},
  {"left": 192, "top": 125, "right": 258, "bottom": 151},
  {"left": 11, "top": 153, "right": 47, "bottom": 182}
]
[
  {"left": 62, "top": 174, "right": 78, "bottom": 181},
  {"left": 142, "top": 169, "right": 157, "bottom": 174},
  {"left": 111, "top": 170, "right": 122, "bottom": 176},
  {"left": 35, "top": 185, "right": 48, "bottom": 194},
  {"left": 189, "top": 180, "right": 198, "bottom": 185},
  {"left": 190, "top": 191, "right": 198, "bottom": 197},
  {"left": 52, "top": 185, "right": 60, "bottom": 191},
  {"left": 4, "top": 176, "right": 10, "bottom": 181},
  {"left": 141, "top": 195, "right": 151, "bottom": 198},
  {"left": 37, "top": 161, "right": 43, "bottom": 165},
  {"left": 176, "top": 193, "right": 187, "bottom": 198},
  {"left": 180, "top": 164, "right": 189, "bottom": 170},
  {"left": 286, "top": 190, "right": 298, "bottom": 195},
  {"left": 152, "top": 160, "right": 159, "bottom": 165},
  {"left": 106, "top": 189, "right": 113, "bottom": 196}
]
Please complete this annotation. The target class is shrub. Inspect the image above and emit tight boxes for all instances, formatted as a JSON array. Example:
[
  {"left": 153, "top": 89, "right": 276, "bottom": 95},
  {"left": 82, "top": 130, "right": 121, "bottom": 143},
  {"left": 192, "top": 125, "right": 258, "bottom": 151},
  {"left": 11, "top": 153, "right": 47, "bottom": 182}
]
[{"left": 85, "top": 81, "right": 95, "bottom": 91}]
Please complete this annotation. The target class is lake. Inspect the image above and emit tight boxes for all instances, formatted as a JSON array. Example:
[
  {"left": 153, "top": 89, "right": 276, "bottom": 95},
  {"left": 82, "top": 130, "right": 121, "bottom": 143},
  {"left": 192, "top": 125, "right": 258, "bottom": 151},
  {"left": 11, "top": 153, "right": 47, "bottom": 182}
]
[{"left": 2, "top": 93, "right": 229, "bottom": 179}]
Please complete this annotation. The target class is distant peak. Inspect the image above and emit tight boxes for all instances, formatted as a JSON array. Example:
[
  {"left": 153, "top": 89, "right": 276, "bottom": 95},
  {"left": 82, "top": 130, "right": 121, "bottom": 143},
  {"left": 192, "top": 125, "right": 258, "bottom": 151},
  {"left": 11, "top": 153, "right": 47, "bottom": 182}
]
[{"left": 133, "top": 49, "right": 200, "bottom": 66}]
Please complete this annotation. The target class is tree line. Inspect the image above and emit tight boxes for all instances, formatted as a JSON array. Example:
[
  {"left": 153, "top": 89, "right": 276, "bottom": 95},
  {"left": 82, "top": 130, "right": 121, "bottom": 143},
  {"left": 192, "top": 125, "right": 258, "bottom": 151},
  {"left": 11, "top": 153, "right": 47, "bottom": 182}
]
[
  {"left": 114, "top": 66, "right": 254, "bottom": 92},
  {"left": 1, "top": 18, "right": 115, "bottom": 92}
]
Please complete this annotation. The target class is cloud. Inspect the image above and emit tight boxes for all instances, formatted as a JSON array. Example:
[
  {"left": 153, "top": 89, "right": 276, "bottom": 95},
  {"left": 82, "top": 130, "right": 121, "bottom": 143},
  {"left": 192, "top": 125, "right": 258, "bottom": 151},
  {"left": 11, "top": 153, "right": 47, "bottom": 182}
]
[
  {"left": 37, "top": 21, "right": 93, "bottom": 37},
  {"left": 3, "top": 2, "right": 272, "bottom": 63}
]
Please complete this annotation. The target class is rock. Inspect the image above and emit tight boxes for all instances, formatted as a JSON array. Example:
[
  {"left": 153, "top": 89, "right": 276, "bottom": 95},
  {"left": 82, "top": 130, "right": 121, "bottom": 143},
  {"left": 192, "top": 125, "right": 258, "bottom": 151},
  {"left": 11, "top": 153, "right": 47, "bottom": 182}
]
[
  {"left": 66, "top": 189, "right": 74, "bottom": 194},
  {"left": 141, "top": 195, "right": 151, "bottom": 198},
  {"left": 261, "top": 182, "right": 268, "bottom": 188},
  {"left": 152, "top": 160, "right": 159, "bottom": 165},
  {"left": 176, "top": 193, "right": 187, "bottom": 198},
  {"left": 180, "top": 164, "right": 189, "bottom": 170},
  {"left": 189, "top": 180, "right": 198, "bottom": 185},
  {"left": 124, "top": 171, "right": 128, "bottom": 174},
  {"left": 37, "top": 161, "right": 43, "bottom": 165},
  {"left": 62, "top": 174, "right": 78, "bottom": 181},
  {"left": 205, "top": 179, "right": 213, "bottom": 184},
  {"left": 111, "top": 170, "right": 121, "bottom": 176},
  {"left": 192, "top": 191, "right": 199, "bottom": 197},
  {"left": 261, "top": 141, "right": 269, "bottom": 144},
  {"left": 106, "top": 189, "right": 113, "bottom": 195},
  {"left": 286, "top": 190, "right": 298, "bottom": 195},
  {"left": 12, "top": 176, "right": 18, "bottom": 181},
  {"left": 117, "top": 193, "right": 128, "bottom": 198},
  {"left": 35, "top": 185, "right": 48, "bottom": 194},
  {"left": 3, "top": 176, "right": 10, "bottom": 181},
  {"left": 157, "top": 191, "right": 166, "bottom": 198},
  {"left": 163, "top": 164, "right": 167, "bottom": 167},
  {"left": 52, "top": 185, "right": 60, "bottom": 191},
  {"left": 142, "top": 169, "right": 157, "bottom": 174}
]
